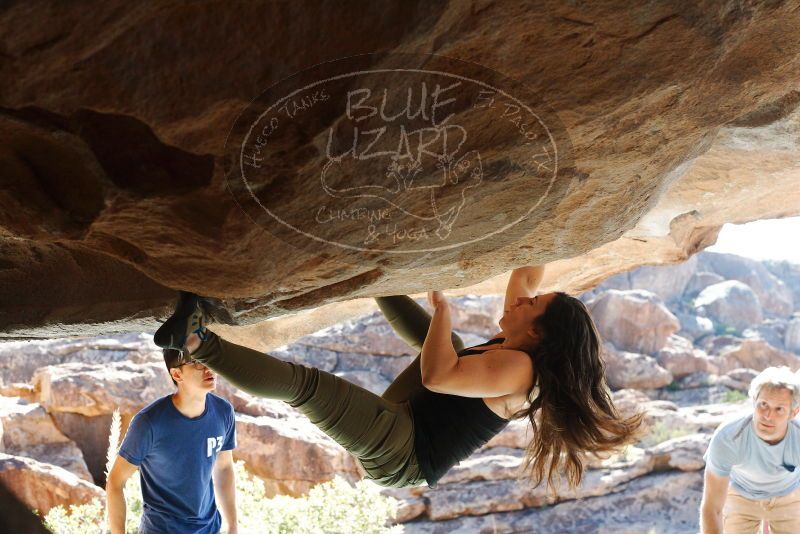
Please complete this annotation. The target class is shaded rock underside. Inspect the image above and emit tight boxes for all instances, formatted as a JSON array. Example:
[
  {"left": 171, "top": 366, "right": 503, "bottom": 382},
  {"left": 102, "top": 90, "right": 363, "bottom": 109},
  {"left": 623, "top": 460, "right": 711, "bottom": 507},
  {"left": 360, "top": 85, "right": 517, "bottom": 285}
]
[{"left": 1, "top": 1, "right": 799, "bottom": 346}]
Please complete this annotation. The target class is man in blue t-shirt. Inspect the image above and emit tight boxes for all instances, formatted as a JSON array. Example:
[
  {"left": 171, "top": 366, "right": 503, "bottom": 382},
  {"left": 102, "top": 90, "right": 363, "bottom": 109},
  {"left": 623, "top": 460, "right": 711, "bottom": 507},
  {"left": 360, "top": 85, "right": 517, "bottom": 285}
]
[
  {"left": 106, "top": 347, "right": 237, "bottom": 534},
  {"left": 700, "top": 366, "right": 800, "bottom": 534}
]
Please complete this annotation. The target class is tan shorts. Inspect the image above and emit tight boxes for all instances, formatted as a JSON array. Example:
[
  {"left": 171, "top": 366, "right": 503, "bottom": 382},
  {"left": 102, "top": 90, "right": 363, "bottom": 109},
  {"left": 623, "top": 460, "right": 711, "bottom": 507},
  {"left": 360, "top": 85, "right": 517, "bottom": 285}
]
[{"left": 723, "top": 485, "right": 800, "bottom": 534}]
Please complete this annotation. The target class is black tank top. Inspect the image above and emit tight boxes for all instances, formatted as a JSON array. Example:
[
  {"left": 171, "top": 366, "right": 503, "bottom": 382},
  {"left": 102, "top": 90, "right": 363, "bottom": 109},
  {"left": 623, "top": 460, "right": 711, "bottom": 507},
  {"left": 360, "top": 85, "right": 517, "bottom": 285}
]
[{"left": 409, "top": 337, "right": 511, "bottom": 487}]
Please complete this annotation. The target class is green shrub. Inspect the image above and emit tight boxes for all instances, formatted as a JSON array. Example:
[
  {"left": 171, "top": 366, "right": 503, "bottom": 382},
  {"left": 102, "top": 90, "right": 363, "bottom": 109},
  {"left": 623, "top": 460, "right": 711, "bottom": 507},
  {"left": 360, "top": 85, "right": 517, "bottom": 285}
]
[
  {"left": 235, "top": 464, "right": 404, "bottom": 534},
  {"left": 723, "top": 390, "right": 749, "bottom": 403},
  {"left": 44, "top": 465, "right": 402, "bottom": 534},
  {"left": 639, "top": 421, "right": 694, "bottom": 448},
  {"left": 42, "top": 410, "right": 403, "bottom": 533},
  {"left": 713, "top": 322, "right": 740, "bottom": 337}
]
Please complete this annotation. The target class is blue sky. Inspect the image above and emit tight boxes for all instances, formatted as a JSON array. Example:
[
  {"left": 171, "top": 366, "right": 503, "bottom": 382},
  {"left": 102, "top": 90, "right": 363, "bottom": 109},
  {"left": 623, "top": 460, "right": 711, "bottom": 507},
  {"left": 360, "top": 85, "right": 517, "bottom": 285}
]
[{"left": 706, "top": 216, "right": 800, "bottom": 264}]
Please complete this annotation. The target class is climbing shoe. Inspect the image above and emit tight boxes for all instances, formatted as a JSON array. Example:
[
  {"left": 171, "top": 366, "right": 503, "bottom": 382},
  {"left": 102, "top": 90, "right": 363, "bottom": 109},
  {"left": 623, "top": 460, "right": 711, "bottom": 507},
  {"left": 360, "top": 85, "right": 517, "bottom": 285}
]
[{"left": 154, "top": 291, "right": 211, "bottom": 351}]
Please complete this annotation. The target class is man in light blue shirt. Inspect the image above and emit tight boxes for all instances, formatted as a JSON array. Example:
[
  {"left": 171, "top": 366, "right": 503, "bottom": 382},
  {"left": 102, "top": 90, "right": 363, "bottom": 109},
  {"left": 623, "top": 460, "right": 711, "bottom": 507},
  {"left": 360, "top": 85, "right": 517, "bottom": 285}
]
[{"left": 700, "top": 366, "right": 800, "bottom": 534}]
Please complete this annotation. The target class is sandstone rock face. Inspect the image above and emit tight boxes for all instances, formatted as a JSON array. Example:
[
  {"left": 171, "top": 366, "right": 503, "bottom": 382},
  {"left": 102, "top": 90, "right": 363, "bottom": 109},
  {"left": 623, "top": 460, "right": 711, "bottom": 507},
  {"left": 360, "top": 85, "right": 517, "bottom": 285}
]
[
  {"left": 766, "top": 261, "right": 800, "bottom": 310},
  {"left": 627, "top": 255, "right": 699, "bottom": 303},
  {"left": 712, "top": 339, "right": 800, "bottom": 375},
  {"left": 50, "top": 413, "right": 113, "bottom": 485},
  {"left": 656, "top": 335, "right": 717, "bottom": 378},
  {"left": 602, "top": 342, "right": 673, "bottom": 390},
  {"left": 743, "top": 318, "right": 788, "bottom": 350},
  {"left": 2, "top": 3, "right": 800, "bottom": 345},
  {"left": 234, "top": 413, "right": 361, "bottom": 497},
  {"left": 32, "top": 361, "right": 173, "bottom": 417},
  {"left": 0, "top": 453, "right": 104, "bottom": 515},
  {"left": 404, "top": 471, "right": 704, "bottom": 534},
  {"left": 588, "top": 290, "right": 680, "bottom": 355},
  {"left": 648, "top": 433, "right": 711, "bottom": 471},
  {"left": 0, "top": 396, "right": 91, "bottom": 481},
  {"left": 30, "top": 360, "right": 172, "bottom": 483},
  {"left": 786, "top": 316, "right": 800, "bottom": 353},
  {"left": 718, "top": 368, "right": 760, "bottom": 392},
  {"left": 698, "top": 252, "right": 794, "bottom": 317},
  {"left": 585, "top": 256, "right": 699, "bottom": 305},
  {"left": 694, "top": 280, "right": 763, "bottom": 332},
  {"left": 0, "top": 333, "right": 159, "bottom": 384},
  {"left": 421, "top": 447, "right": 655, "bottom": 521},
  {"left": 684, "top": 271, "right": 725, "bottom": 298},
  {"left": 675, "top": 311, "right": 715, "bottom": 341}
]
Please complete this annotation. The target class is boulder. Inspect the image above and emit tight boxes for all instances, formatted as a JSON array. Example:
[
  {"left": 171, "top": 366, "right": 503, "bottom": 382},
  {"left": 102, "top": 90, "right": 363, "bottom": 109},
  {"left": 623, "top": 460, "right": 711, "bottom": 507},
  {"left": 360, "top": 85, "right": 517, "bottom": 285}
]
[
  {"left": 233, "top": 413, "right": 361, "bottom": 498},
  {"left": 694, "top": 280, "right": 763, "bottom": 332},
  {"left": 642, "top": 400, "right": 749, "bottom": 437},
  {"left": 611, "top": 389, "right": 653, "bottom": 417},
  {"left": 676, "top": 372, "right": 718, "bottom": 389},
  {"left": 700, "top": 335, "right": 742, "bottom": 355},
  {"left": 698, "top": 252, "right": 794, "bottom": 317},
  {"left": 376, "top": 487, "right": 427, "bottom": 523},
  {"left": 50, "top": 413, "right": 113, "bottom": 485},
  {"left": 0, "top": 383, "right": 36, "bottom": 402},
  {"left": 0, "top": 396, "right": 91, "bottom": 481},
  {"left": 291, "top": 312, "right": 418, "bottom": 357},
  {"left": 684, "top": 271, "right": 725, "bottom": 298},
  {"left": 404, "top": 470, "right": 704, "bottom": 533},
  {"left": 718, "top": 368, "right": 759, "bottom": 392},
  {"left": 627, "top": 255, "right": 699, "bottom": 303},
  {"left": 423, "top": 447, "right": 654, "bottom": 521},
  {"left": 0, "top": 453, "right": 104, "bottom": 515},
  {"left": 657, "top": 383, "right": 745, "bottom": 407},
  {"left": 32, "top": 361, "right": 172, "bottom": 417},
  {"left": 213, "top": 378, "right": 290, "bottom": 419},
  {"left": 675, "top": 311, "right": 715, "bottom": 342},
  {"left": 437, "top": 447, "right": 527, "bottom": 485},
  {"left": 333, "top": 370, "right": 390, "bottom": 396},
  {"left": 648, "top": 433, "right": 712, "bottom": 471},
  {"left": 786, "top": 316, "right": 800, "bottom": 353},
  {"left": 712, "top": 338, "right": 800, "bottom": 374},
  {"left": 1, "top": 0, "right": 800, "bottom": 345},
  {"left": 588, "top": 290, "right": 680, "bottom": 354},
  {"left": 602, "top": 342, "right": 673, "bottom": 390},
  {"left": 765, "top": 260, "right": 800, "bottom": 310},
  {"left": 743, "top": 318, "right": 788, "bottom": 349},
  {"left": 0, "top": 333, "right": 160, "bottom": 384},
  {"left": 30, "top": 360, "right": 172, "bottom": 483},
  {"left": 656, "top": 335, "right": 717, "bottom": 378}
]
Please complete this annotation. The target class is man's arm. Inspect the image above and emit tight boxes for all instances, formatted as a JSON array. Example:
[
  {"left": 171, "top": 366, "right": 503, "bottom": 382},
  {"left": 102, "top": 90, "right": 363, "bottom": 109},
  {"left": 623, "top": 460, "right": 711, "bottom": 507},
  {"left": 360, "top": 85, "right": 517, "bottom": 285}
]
[
  {"left": 700, "top": 468, "right": 729, "bottom": 534},
  {"left": 106, "top": 455, "right": 138, "bottom": 534},
  {"left": 213, "top": 450, "right": 237, "bottom": 534}
]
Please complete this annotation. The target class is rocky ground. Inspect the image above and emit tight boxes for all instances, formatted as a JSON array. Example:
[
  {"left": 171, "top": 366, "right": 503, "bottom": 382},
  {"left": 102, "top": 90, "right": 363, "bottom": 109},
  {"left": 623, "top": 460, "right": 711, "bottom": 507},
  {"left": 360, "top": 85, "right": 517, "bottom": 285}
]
[{"left": 1, "top": 251, "right": 798, "bottom": 533}]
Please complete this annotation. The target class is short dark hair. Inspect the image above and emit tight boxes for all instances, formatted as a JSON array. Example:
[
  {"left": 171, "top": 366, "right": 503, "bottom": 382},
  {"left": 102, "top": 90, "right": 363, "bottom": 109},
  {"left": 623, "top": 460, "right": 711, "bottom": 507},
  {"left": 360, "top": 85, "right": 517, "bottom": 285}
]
[{"left": 163, "top": 348, "right": 184, "bottom": 387}]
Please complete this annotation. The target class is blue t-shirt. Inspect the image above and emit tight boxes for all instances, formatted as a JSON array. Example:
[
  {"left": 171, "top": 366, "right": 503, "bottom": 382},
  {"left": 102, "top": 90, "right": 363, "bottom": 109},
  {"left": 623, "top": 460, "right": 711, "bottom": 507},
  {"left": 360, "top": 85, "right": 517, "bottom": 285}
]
[
  {"left": 119, "top": 393, "right": 236, "bottom": 534},
  {"left": 703, "top": 413, "right": 800, "bottom": 500}
]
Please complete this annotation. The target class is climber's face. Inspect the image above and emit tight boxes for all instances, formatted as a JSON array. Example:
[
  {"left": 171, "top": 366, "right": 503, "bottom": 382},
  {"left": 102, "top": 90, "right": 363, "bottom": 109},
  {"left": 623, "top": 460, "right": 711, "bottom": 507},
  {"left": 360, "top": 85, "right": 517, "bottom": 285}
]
[{"left": 499, "top": 292, "right": 556, "bottom": 346}]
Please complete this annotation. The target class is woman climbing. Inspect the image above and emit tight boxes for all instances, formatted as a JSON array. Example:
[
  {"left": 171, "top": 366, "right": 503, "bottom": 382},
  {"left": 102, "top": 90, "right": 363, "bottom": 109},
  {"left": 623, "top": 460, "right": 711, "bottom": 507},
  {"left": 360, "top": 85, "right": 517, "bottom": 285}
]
[{"left": 154, "top": 265, "right": 645, "bottom": 492}]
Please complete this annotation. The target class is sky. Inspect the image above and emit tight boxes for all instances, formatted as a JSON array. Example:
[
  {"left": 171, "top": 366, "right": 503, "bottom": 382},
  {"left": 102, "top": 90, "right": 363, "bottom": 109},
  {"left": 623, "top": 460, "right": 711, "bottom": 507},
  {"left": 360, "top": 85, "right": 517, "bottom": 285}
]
[{"left": 706, "top": 216, "right": 800, "bottom": 264}]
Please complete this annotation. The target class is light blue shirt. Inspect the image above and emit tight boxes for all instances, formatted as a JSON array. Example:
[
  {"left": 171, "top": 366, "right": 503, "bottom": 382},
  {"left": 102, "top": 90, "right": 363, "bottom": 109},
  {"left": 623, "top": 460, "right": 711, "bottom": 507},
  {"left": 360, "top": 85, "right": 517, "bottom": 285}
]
[{"left": 703, "top": 413, "right": 800, "bottom": 500}]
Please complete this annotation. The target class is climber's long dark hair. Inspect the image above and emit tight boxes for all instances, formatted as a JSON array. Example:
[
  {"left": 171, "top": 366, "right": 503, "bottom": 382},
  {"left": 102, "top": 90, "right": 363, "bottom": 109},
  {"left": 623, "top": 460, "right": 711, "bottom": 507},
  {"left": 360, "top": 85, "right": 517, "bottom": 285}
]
[{"left": 510, "top": 292, "right": 646, "bottom": 495}]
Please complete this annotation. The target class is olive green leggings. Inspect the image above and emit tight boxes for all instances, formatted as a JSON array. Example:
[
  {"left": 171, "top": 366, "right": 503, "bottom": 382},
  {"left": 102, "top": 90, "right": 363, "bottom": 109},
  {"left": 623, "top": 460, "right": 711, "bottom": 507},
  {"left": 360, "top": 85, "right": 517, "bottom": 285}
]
[{"left": 191, "top": 296, "right": 464, "bottom": 488}]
